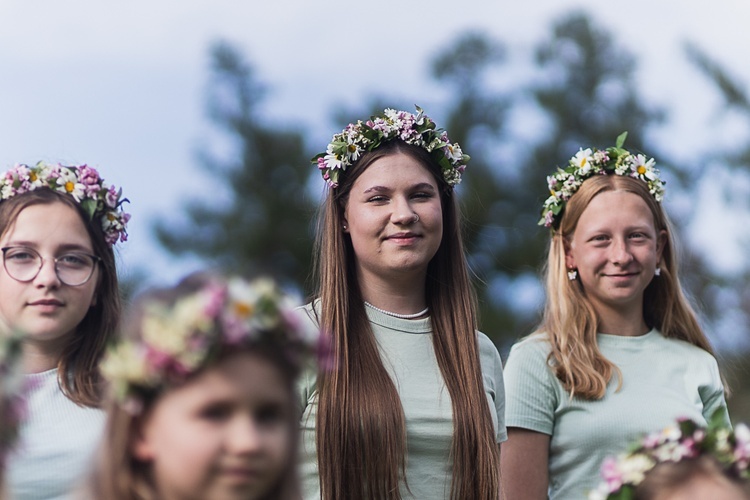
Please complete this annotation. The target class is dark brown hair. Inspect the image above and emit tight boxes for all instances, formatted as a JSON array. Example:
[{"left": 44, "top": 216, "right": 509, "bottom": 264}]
[
  {"left": 312, "top": 140, "right": 500, "bottom": 499},
  {"left": 0, "top": 189, "right": 121, "bottom": 407}
]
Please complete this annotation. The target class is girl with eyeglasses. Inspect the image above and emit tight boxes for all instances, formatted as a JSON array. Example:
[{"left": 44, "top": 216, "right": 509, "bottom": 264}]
[{"left": 0, "top": 162, "right": 129, "bottom": 499}]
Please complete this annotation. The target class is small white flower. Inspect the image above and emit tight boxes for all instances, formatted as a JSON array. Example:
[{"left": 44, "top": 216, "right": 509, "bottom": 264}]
[{"left": 571, "top": 148, "right": 594, "bottom": 174}]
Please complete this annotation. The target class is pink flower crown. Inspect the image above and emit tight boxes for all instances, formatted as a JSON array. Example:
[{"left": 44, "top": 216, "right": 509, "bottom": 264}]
[
  {"left": 312, "top": 106, "right": 469, "bottom": 189},
  {"left": 590, "top": 411, "right": 750, "bottom": 499},
  {"left": 100, "top": 276, "right": 324, "bottom": 413},
  {"left": 540, "top": 132, "right": 665, "bottom": 229},
  {"left": 0, "top": 332, "right": 26, "bottom": 466},
  {"left": 0, "top": 162, "right": 130, "bottom": 245}
]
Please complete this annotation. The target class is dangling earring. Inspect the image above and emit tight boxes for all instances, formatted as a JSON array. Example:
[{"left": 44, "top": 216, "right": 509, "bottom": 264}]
[
  {"left": 654, "top": 267, "right": 661, "bottom": 277},
  {"left": 567, "top": 268, "right": 577, "bottom": 281}
]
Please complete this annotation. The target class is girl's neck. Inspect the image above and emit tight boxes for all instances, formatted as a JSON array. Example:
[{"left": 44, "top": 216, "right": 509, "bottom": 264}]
[
  {"left": 595, "top": 304, "right": 650, "bottom": 337},
  {"left": 357, "top": 269, "right": 427, "bottom": 316},
  {"left": 22, "top": 339, "right": 65, "bottom": 373}
]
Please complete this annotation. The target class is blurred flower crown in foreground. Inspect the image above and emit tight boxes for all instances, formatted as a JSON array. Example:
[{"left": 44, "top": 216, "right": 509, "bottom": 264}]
[
  {"left": 312, "top": 106, "right": 469, "bottom": 189},
  {"left": 101, "top": 276, "right": 324, "bottom": 413},
  {"left": 590, "top": 411, "right": 750, "bottom": 499}
]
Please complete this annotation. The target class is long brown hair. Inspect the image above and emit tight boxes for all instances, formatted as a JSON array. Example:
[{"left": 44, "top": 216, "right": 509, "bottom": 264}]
[
  {"left": 0, "top": 189, "right": 121, "bottom": 408},
  {"left": 542, "top": 175, "right": 715, "bottom": 399},
  {"left": 313, "top": 140, "right": 500, "bottom": 499}
]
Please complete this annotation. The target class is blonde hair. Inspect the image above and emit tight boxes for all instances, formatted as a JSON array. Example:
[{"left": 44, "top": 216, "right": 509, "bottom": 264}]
[
  {"left": 0, "top": 189, "right": 121, "bottom": 408},
  {"left": 312, "top": 140, "right": 500, "bottom": 500},
  {"left": 542, "top": 175, "right": 715, "bottom": 399}
]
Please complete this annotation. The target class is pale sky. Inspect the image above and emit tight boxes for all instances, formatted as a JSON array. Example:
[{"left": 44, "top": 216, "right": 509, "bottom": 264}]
[{"left": 0, "top": 0, "right": 747, "bottom": 288}]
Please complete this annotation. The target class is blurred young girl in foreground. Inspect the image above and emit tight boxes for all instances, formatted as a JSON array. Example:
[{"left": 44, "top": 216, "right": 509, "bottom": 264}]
[
  {"left": 590, "top": 413, "right": 750, "bottom": 500},
  {"left": 91, "top": 273, "right": 322, "bottom": 500}
]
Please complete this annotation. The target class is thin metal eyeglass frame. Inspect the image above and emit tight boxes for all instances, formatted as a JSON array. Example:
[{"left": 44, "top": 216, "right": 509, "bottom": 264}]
[{"left": 1, "top": 246, "right": 101, "bottom": 286}]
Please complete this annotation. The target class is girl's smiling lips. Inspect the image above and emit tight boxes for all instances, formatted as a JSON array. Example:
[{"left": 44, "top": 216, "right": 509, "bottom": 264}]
[
  {"left": 385, "top": 231, "right": 420, "bottom": 243},
  {"left": 28, "top": 298, "right": 65, "bottom": 308}
]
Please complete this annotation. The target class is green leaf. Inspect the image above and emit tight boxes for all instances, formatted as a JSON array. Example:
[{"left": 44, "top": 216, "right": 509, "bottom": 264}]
[
  {"left": 615, "top": 131, "right": 628, "bottom": 149},
  {"left": 80, "top": 198, "right": 97, "bottom": 220}
]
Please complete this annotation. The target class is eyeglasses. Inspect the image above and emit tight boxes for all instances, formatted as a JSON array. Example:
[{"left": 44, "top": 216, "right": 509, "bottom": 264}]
[{"left": 1, "top": 246, "right": 101, "bottom": 286}]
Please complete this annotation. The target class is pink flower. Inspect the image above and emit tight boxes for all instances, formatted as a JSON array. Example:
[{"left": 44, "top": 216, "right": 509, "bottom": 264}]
[{"left": 600, "top": 457, "right": 623, "bottom": 492}]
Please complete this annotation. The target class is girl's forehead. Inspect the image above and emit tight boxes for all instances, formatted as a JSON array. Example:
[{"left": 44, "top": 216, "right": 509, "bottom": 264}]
[{"left": 1, "top": 202, "right": 92, "bottom": 247}]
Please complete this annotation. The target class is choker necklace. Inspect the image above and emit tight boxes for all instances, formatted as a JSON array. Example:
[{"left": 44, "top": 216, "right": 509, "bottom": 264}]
[{"left": 364, "top": 301, "right": 429, "bottom": 320}]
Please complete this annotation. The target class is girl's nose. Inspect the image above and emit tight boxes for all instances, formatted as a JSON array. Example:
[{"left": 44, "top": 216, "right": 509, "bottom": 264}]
[{"left": 391, "top": 197, "right": 418, "bottom": 225}]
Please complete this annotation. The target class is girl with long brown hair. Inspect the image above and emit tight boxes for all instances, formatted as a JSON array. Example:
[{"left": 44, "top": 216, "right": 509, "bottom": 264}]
[
  {"left": 501, "top": 134, "right": 730, "bottom": 499},
  {"left": 300, "top": 107, "right": 505, "bottom": 499},
  {"left": 0, "top": 162, "right": 128, "bottom": 498}
]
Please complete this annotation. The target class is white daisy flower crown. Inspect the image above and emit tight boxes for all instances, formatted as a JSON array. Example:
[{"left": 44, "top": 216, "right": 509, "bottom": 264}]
[
  {"left": 100, "top": 276, "right": 323, "bottom": 413},
  {"left": 589, "top": 411, "right": 750, "bottom": 499},
  {"left": 0, "top": 332, "right": 25, "bottom": 467},
  {"left": 0, "top": 161, "right": 130, "bottom": 245},
  {"left": 312, "top": 106, "right": 469, "bottom": 189},
  {"left": 540, "top": 132, "right": 665, "bottom": 229}
]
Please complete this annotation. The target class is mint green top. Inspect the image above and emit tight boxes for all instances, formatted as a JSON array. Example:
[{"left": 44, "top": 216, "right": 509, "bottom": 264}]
[
  {"left": 298, "top": 303, "right": 506, "bottom": 499},
  {"left": 504, "top": 329, "right": 730, "bottom": 499}
]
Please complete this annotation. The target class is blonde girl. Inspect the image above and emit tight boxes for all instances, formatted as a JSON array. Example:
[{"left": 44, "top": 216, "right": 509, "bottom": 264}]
[
  {"left": 301, "top": 107, "right": 505, "bottom": 500},
  {"left": 90, "top": 273, "right": 321, "bottom": 500},
  {"left": 501, "top": 134, "right": 730, "bottom": 499},
  {"left": 0, "top": 162, "right": 128, "bottom": 499}
]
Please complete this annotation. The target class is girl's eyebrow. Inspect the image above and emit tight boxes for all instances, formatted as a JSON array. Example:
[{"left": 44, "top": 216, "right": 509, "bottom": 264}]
[
  {"left": 362, "top": 182, "right": 436, "bottom": 194},
  {"left": 4, "top": 241, "right": 94, "bottom": 253},
  {"left": 363, "top": 185, "right": 390, "bottom": 194}
]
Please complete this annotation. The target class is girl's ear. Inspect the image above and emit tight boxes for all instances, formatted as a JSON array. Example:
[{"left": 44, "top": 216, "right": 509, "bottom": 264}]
[
  {"left": 564, "top": 238, "right": 576, "bottom": 270},
  {"left": 131, "top": 417, "right": 154, "bottom": 461}
]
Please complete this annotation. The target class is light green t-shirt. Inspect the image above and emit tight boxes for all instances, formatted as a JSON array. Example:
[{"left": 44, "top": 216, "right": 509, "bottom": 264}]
[
  {"left": 298, "top": 303, "right": 506, "bottom": 500},
  {"left": 504, "top": 329, "right": 730, "bottom": 499}
]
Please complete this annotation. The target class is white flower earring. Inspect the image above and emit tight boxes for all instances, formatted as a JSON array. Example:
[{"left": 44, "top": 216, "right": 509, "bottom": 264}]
[
  {"left": 567, "top": 268, "right": 578, "bottom": 281},
  {"left": 654, "top": 267, "right": 661, "bottom": 276}
]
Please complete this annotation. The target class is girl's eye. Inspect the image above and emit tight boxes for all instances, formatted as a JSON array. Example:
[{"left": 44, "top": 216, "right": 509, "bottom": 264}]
[
  {"left": 367, "top": 195, "right": 388, "bottom": 203},
  {"left": 58, "top": 254, "right": 89, "bottom": 267},
  {"left": 6, "top": 249, "right": 36, "bottom": 261},
  {"left": 198, "top": 403, "right": 233, "bottom": 422},
  {"left": 255, "top": 403, "right": 286, "bottom": 427},
  {"left": 412, "top": 191, "right": 434, "bottom": 200}
]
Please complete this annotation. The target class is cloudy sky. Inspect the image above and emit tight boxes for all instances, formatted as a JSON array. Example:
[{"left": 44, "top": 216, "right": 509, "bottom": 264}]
[{"left": 0, "top": 0, "right": 747, "bottom": 288}]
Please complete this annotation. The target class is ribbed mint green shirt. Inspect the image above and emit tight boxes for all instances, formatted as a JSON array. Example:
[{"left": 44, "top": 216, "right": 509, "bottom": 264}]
[
  {"left": 298, "top": 303, "right": 506, "bottom": 499},
  {"left": 504, "top": 330, "right": 730, "bottom": 499}
]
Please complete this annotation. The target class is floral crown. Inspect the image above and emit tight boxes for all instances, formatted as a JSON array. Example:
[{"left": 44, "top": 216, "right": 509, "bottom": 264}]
[
  {"left": 540, "top": 132, "right": 665, "bottom": 229},
  {"left": 590, "top": 411, "right": 750, "bottom": 499},
  {"left": 312, "top": 106, "right": 469, "bottom": 188},
  {"left": 100, "top": 276, "right": 323, "bottom": 412},
  {"left": 1, "top": 332, "right": 25, "bottom": 466},
  {"left": 0, "top": 162, "right": 130, "bottom": 245}
]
